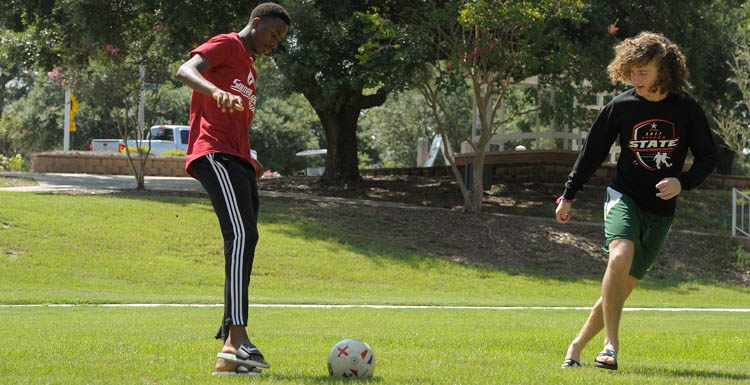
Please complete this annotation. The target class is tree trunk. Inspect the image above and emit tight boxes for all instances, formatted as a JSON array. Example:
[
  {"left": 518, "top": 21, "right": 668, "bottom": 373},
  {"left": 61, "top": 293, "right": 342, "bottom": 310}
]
[
  {"left": 305, "top": 89, "right": 388, "bottom": 184},
  {"left": 0, "top": 92, "right": 4, "bottom": 120},
  {"left": 317, "top": 105, "right": 361, "bottom": 183}
]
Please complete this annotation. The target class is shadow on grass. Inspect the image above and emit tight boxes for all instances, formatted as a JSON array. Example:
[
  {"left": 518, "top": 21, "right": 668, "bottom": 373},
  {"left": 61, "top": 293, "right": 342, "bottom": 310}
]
[
  {"left": 269, "top": 374, "right": 383, "bottom": 383},
  {"left": 72, "top": 190, "right": 749, "bottom": 290},
  {"left": 634, "top": 366, "right": 750, "bottom": 381}
]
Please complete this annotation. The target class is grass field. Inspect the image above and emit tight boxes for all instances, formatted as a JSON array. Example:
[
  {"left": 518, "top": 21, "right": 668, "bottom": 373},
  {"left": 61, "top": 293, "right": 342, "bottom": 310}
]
[
  {"left": 0, "top": 306, "right": 748, "bottom": 384},
  {"left": 1, "top": 191, "right": 749, "bottom": 384},
  {"left": 1, "top": 192, "right": 747, "bottom": 306}
]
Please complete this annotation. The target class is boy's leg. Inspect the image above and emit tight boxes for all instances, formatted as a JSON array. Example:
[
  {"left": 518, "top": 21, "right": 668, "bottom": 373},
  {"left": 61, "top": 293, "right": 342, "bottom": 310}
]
[
  {"left": 564, "top": 188, "right": 640, "bottom": 366},
  {"left": 191, "top": 153, "right": 260, "bottom": 369},
  {"left": 597, "top": 238, "right": 634, "bottom": 365},
  {"left": 564, "top": 273, "right": 638, "bottom": 363}
]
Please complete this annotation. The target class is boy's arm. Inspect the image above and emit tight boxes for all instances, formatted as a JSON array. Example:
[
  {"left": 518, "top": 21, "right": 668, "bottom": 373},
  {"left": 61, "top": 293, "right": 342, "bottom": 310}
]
[
  {"left": 176, "top": 54, "right": 244, "bottom": 113},
  {"left": 562, "top": 105, "right": 619, "bottom": 201},
  {"left": 676, "top": 101, "right": 717, "bottom": 190}
]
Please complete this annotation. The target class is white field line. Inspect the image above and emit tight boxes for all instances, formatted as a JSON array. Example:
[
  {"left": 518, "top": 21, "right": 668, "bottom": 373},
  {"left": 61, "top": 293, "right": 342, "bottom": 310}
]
[{"left": 0, "top": 304, "right": 748, "bottom": 312}]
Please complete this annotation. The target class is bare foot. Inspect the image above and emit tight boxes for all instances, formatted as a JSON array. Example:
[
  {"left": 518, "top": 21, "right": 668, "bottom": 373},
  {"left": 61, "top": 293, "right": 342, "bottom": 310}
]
[
  {"left": 564, "top": 340, "right": 585, "bottom": 363},
  {"left": 215, "top": 357, "right": 237, "bottom": 372},
  {"left": 594, "top": 345, "right": 618, "bottom": 369}
]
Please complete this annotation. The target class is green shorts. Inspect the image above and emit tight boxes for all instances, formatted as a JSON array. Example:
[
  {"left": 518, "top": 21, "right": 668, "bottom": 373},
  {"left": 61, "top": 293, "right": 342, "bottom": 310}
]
[{"left": 603, "top": 187, "right": 673, "bottom": 279}]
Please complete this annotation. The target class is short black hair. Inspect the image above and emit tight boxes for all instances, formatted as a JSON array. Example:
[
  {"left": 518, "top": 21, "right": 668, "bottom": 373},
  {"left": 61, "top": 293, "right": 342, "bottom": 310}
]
[{"left": 250, "top": 3, "right": 291, "bottom": 26}]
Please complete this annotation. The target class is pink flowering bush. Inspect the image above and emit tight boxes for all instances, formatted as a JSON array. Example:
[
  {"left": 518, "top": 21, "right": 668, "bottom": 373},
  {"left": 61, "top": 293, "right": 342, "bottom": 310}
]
[
  {"left": 105, "top": 44, "right": 121, "bottom": 55},
  {"left": 47, "top": 67, "right": 67, "bottom": 85}
]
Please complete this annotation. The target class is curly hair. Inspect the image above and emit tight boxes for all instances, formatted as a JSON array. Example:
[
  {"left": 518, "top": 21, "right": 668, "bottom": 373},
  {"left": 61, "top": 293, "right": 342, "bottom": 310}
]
[
  {"left": 607, "top": 31, "right": 689, "bottom": 95},
  {"left": 250, "top": 2, "right": 291, "bottom": 26}
]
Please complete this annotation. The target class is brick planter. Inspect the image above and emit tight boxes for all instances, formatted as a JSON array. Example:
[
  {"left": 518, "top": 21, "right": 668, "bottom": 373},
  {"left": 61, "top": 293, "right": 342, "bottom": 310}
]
[
  {"left": 363, "top": 150, "right": 750, "bottom": 189},
  {"left": 31, "top": 151, "right": 188, "bottom": 177}
]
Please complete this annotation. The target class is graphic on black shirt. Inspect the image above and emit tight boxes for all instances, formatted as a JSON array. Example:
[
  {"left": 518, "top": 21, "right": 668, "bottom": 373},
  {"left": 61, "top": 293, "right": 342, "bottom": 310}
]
[{"left": 628, "top": 119, "right": 679, "bottom": 171}]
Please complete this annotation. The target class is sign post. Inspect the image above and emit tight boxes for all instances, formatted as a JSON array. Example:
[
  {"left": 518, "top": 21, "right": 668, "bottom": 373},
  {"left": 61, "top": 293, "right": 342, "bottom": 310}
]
[{"left": 424, "top": 135, "right": 442, "bottom": 167}]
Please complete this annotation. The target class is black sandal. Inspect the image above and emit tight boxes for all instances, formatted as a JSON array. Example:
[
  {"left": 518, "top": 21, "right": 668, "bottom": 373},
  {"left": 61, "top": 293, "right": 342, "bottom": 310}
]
[
  {"left": 561, "top": 358, "right": 584, "bottom": 368},
  {"left": 216, "top": 342, "right": 270, "bottom": 369},
  {"left": 593, "top": 348, "right": 618, "bottom": 370}
]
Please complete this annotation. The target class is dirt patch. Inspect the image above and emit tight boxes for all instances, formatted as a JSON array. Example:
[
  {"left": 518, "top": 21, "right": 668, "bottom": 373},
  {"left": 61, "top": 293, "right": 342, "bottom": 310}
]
[
  {"left": 5, "top": 249, "right": 20, "bottom": 262},
  {"left": 257, "top": 175, "right": 749, "bottom": 287}
]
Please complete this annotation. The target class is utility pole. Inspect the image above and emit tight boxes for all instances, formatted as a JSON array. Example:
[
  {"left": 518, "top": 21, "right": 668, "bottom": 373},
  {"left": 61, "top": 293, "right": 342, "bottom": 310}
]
[{"left": 64, "top": 88, "right": 70, "bottom": 151}]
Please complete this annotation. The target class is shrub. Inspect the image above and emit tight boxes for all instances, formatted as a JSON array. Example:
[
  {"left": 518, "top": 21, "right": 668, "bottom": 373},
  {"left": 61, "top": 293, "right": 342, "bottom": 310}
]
[
  {"left": 0, "top": 154, "right": 27, "bottom": 171},
  {"left": 120, "top": 146, "right": 150, "bottom": 154},
  {"left": 162, "top": 149, "right": 185, "bottom": 156}
]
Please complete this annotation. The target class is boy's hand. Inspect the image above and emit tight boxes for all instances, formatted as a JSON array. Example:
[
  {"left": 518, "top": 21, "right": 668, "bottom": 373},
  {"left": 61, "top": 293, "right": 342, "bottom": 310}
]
[
  {"left": 212, "top": 89, "right": 244, "bottom": 113},
  {"left": 555, "top": 200, "right": 572, "bottom": 224},
  {"left": 655, "top": 177, "right": 681, "bottom": 200}
]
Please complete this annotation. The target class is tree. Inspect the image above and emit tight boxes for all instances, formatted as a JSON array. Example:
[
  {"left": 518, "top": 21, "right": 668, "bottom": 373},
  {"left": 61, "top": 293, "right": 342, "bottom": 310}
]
[
  {"left": 1, "top": 1, "right": 178, "bottom": 186},
  {"left": 251, "top": 93, "right": 321, "bottom": 176},
  {"left": 365, "top": 0, "right": 587, "bottom": 212},
  {"left": 0, "top": 72, "right": 62, "bottom": 155},
  {"left": 53, "top": 1, "right": 175, "bottom": 189},
  {"left": 714, "top": 9, "right": 750, "bottom": 172},
  {"left": 271, "top": 0, "right": 425, "bottom": 183},
  {"left": 358, "top": 87, "right": 472, "bottom": 168}
]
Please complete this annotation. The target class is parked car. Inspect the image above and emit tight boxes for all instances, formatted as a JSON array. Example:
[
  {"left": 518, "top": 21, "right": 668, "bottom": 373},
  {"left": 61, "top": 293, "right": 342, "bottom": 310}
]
[
  {"left": 121, "top": 125, "right": 190, "bottom": 155},
  {"left": 91, "top": 125, "right": 259, "bottom": 161},
  {"left": 90, "top": 125, "right": 190, "bottom": 155}
]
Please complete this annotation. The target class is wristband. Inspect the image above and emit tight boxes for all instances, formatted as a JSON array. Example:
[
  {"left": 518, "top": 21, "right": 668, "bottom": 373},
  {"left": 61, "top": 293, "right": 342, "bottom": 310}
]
[{"left": 556, "top": 196, "right": 572, "bottom": 205}]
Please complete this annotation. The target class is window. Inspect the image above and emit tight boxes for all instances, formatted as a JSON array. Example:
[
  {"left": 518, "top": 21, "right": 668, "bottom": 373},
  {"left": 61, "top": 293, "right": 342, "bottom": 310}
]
[
  {"left": 180, "top": 129, "right": 189, "bottom": 144},
  {"left": 150, "top": 127, "right": 173, "bottom": 141}
]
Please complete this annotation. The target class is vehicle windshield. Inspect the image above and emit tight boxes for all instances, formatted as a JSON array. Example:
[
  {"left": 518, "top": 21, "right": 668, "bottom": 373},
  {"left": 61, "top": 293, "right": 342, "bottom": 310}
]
[{"left": 149, "top": 127, "right": 173, "bottom": 141}]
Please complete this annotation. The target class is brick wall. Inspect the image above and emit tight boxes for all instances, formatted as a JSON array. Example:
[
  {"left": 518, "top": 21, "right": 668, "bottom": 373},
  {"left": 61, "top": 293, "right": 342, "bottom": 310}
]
[
  {"left": 30, "top": 150, "right": 750, "bottom": 188},
  {"left": 31, "top": 151, "right": 188, "bottom": 177}
]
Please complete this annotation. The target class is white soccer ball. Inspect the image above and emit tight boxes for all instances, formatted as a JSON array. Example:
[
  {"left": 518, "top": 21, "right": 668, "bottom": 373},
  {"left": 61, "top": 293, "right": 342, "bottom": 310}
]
[{"left": 327, "top": 338, "right": 375, "bottom": 379}]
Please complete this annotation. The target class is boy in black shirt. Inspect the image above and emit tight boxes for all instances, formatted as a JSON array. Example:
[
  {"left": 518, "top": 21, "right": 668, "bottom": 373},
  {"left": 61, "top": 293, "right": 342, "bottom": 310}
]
[{"left": 555, "top": 32, "right": 717, "bottom": 370}]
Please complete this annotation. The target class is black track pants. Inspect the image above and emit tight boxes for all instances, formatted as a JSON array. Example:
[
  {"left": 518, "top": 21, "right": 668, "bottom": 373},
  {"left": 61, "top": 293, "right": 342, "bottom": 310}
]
[{"left": 191, "top": 153, "right": 259, "bottom": 341}]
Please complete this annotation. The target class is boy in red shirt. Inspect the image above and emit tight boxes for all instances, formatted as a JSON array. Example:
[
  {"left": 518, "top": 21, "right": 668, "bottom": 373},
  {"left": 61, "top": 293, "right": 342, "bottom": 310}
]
[{"left": 176, "top": 2, "right": 289, "bottom": 376}]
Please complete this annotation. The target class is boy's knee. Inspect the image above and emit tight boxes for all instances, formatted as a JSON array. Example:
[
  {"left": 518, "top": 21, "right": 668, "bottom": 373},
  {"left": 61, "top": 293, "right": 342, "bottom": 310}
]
[
  {"left": 607, "top": 240, "right": 634, "bottom": 272},
  {"left": 607, "top": 252, "right": 632, "bottom": 273},
  {"left": 245, "top": 229, "right": 259, "bottom": 247}
]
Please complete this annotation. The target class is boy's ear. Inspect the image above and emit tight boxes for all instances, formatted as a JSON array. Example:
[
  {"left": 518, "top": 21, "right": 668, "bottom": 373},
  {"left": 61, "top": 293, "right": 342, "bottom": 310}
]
[{"left": 250, "top": 17, "right": 262, "bottom": 30}]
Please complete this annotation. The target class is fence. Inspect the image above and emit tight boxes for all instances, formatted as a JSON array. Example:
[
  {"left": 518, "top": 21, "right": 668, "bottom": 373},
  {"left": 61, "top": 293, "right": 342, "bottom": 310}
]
[
  {"left": 732, "top": 188, "right": 750, "bottom": 238},
  {"left": 468, "top": 77, "right": 621, "bottom": 163},
  {"left": 483, "top": 130, "right": 621, "bottom": 164}
]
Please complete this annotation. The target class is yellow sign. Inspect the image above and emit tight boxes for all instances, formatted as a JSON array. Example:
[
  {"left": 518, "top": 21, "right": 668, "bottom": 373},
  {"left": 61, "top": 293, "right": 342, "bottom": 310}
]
[{"left": 70, "top": 91, "right": 78, "bottom": 132}]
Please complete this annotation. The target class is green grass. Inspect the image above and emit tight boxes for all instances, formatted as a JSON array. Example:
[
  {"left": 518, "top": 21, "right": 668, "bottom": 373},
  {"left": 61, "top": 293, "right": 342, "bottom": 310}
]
[
  {"left": 1, "top": 191, "right": 749, "bottom": 384},
  {"left": 0, "top": 307, "right": 748, "bottom": 384},
  {"left": 0, "top": 192, "right": 748, "bottom": 307}
]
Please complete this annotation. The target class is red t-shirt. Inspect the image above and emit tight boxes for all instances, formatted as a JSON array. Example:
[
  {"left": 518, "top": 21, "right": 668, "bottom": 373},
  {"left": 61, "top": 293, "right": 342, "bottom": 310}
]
[{"left": 185, "top": 32, "right": 260, "bottom": 178}]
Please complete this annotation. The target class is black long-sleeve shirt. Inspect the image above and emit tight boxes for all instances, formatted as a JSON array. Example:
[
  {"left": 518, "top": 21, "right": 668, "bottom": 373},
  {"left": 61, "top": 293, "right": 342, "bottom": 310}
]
[{"left": 563, "top": 88, "right": 718, "bottom": 217}]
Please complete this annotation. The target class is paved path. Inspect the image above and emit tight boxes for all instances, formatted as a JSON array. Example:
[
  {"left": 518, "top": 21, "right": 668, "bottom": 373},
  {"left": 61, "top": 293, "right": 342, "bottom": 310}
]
[
  {"left": 0, "top": 171, "right": 433, "bottom": 210},
  {"left": 0, "top": 171, "right": 204, "bottom": 193}
]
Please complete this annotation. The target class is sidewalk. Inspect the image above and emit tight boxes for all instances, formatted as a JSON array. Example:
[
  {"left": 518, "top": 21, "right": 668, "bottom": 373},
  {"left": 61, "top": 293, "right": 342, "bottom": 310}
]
[
  {"left": 0, "top": 171, "right": 431, "bottom": 210},
  {"left": 0, "top": 171, "right": 204, "bottom": 193}
]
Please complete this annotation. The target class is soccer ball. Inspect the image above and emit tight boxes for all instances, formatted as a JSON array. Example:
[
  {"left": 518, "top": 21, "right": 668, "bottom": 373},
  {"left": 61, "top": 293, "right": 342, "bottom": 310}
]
[{"left": 327, "top": 338, "right": 375, "bottom": 379}]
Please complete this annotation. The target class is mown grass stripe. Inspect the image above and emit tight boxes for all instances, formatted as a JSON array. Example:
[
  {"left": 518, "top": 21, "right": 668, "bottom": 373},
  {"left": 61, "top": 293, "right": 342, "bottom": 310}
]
[{"left": 1, "top": 303, "right": 748, "bottom": 311}]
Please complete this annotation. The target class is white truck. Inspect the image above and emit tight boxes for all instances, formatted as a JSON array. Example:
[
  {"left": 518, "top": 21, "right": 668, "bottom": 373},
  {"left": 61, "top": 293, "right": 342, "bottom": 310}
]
[
  {"left": 91, "top": 124, "right": 258, "bottom": 161},
  {"left": 90, "top": 125, "right": 190, "bottom": 154}
]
